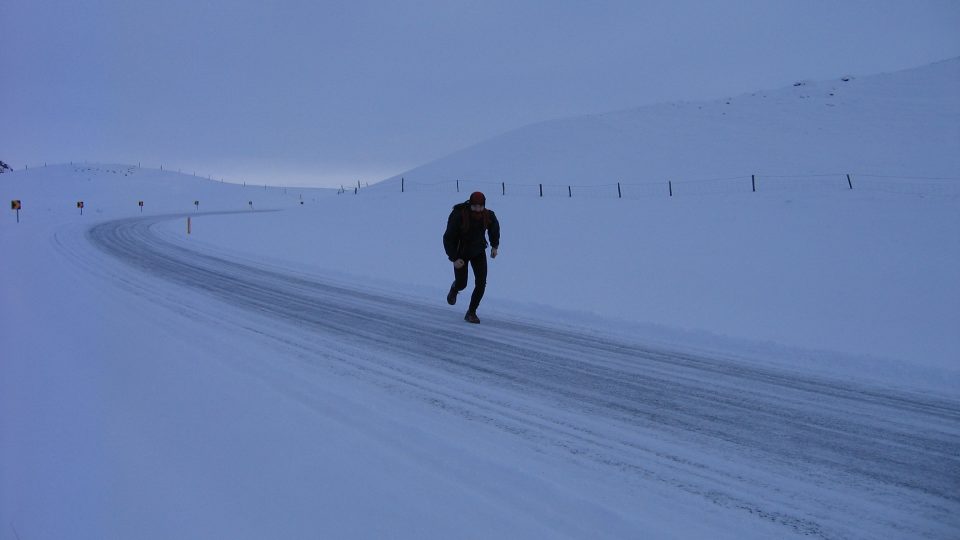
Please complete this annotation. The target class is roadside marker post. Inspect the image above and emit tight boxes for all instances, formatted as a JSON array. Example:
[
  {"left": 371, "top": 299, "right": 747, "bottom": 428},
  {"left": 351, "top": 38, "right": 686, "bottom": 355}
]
[
  {"left": 77, "top": 201, "right": 84, "bottom": 215},
  {"left": 11, "top": 200, "right": 21, "bottom": 223}
]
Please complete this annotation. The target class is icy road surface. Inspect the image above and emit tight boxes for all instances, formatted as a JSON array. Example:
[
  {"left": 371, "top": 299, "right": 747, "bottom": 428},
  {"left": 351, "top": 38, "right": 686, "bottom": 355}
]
[{"left": 84, "top": 213, "right": 960, "bottom": 539}]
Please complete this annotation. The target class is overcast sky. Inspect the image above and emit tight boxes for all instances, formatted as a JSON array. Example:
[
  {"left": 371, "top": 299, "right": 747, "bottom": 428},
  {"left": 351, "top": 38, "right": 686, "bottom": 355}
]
[{"left": 2, "top": 0, "right": 959, "bottom": 187}]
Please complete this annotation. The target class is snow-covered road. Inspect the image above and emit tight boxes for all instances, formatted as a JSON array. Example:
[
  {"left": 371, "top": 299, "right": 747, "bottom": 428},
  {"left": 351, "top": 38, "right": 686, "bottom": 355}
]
[{"left": 83, "top": 213, "right": 960, "bottom": 539}]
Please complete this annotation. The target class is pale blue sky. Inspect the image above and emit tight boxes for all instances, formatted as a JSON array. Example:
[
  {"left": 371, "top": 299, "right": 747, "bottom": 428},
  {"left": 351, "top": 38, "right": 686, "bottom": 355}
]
[{"left": 2, "top": 0, "right": 959, "bottom": 187}]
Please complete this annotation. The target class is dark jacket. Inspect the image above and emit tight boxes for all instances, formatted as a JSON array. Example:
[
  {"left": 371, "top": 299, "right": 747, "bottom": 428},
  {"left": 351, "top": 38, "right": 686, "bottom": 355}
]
[{"left": 443, "top": 201, "right": 500, "bottom": 261}]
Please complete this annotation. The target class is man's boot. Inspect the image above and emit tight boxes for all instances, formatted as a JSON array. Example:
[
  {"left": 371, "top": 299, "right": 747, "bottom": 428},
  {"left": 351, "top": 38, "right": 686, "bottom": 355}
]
[
  {"left": 447, "top": 281, "right": 458, "bottom": 305},
  {"left": 464, "top": 311, "right": 480, "bottom": 324}
]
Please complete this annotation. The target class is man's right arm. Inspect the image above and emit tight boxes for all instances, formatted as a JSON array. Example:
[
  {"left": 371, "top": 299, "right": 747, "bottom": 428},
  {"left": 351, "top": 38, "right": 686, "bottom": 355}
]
[{"left": 442, "top": 210, "right": 459, "bottom": 261}]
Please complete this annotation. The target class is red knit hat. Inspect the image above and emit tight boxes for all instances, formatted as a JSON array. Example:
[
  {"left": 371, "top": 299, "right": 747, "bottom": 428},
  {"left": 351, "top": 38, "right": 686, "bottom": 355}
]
[{"left": 469, "top": 191, "right": 486, "bottom": 205}]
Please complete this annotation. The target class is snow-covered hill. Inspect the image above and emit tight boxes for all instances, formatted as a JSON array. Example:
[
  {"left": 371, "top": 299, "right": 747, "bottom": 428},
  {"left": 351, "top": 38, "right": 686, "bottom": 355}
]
[
  {"left": 376, "top": 58, "right": 960, "bottom": 190},
  {"left": 0, "top": 163, "right": 327, "bottom": 214}
]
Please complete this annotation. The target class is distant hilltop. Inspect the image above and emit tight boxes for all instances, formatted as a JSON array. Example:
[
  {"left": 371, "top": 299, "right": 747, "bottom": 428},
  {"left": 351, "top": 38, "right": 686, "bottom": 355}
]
[{"left": 375, "top": 57, "right": 960, "bottom": 189}]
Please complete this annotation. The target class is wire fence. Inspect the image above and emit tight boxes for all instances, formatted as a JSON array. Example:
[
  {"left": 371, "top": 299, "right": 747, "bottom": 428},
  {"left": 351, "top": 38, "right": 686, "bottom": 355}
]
[
  {"left": 12, "top": 163, "right": 959, "bottom": 199},
  {"left": 397, "top": 174, "right": 960, "bottom": 199}
]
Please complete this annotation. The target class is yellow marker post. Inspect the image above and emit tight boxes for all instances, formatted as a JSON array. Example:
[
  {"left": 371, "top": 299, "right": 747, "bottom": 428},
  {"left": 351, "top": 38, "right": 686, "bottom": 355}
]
[
  {"left": 11, "top": 200, "right": 21, "bottom": 222},
  {"left": 77, "top": 201, "right": 84, "bottom": 215}
]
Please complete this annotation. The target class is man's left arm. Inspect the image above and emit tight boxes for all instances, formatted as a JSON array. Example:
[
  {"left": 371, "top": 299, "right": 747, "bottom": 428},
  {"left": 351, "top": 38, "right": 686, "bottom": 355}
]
[{"left": 488, "top": 210, "right": 500, "bottom": 258}]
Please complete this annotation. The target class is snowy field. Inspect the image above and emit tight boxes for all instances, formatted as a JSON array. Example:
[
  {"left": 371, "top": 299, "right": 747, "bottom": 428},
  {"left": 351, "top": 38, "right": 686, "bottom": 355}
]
[
  {"left": 2, "top": 163, "right": 958, "bottom": 539},
  {"left": 3, "top": 60, "right": 960, "bottom": 539}
]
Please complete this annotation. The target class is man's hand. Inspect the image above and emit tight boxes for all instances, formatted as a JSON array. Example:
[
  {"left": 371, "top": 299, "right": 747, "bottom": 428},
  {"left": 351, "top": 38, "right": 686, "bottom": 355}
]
[
  {"left": 491, "top": 247, "right": 498, "bottom": 259},
  {"left": 453, "top": 259, "right": 465, "bottom": 269}
]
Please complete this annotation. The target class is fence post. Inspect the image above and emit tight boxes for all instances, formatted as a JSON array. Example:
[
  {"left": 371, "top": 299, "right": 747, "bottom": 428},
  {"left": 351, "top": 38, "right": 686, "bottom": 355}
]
[
  {"left": 539, "top": 184, "right": 543, "bottom": 197},
  {"left": 456, "top": 179, "right": 460, "bottom": 193},
  {"left": 617, "top": 182, "right": 622, "bottom": 198},
  {"left": 752, "top": 174, "right": 756, "bottom": 192},
  {"left": 568, "top": 186, "right": 572, "bottom": 198},
  {"left": 847, "top": 174, "right": 853, "bottom": 190},
  {"left": 502, "top": 182, "right": 505, "bottom": 196},
  {"left": 669, "top": 180, "right": 673, "bottom": 197},
  {"left": 401, "top": 177, "right": 404, "bottom": 193}
]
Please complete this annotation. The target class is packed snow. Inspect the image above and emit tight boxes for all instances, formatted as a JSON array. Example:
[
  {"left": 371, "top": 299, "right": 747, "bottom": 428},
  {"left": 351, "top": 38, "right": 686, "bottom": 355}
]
[{"left": 2, "top": 59, "right": 959, "bottom": 539}]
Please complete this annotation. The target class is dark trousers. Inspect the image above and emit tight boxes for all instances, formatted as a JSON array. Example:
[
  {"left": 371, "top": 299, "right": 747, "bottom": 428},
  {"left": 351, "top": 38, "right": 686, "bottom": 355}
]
[{"left": 454, "top": 253, "right": 487, "bottom": 312}]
